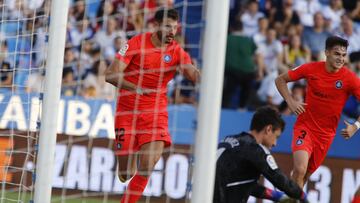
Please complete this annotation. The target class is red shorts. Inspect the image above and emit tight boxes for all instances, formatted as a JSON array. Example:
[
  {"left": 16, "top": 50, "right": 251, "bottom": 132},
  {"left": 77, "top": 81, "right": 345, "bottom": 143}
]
[
  {"left": 291, "top": 124, "right": 333, "bottom": 174},
  {"left": 113, "top": 111, "right": 172, "bottom": 156}
]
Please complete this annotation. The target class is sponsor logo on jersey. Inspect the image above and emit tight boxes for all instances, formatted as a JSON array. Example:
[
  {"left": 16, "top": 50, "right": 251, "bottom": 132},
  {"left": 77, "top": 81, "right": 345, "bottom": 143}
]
[
  {"left": 296, "top": 139, "right": 303, "bottom": 146},
  {"left": 164, "top": 54, "right": 172, "bottom": 63},
  {"left": 266, "top": 155, "right": 278, "bottom": 170},
  {"left": 118, "top": 44, "right": 129, "bottom": 56},
  {"left": 335, "top": 80, "right": 343, "bottom": 89}
]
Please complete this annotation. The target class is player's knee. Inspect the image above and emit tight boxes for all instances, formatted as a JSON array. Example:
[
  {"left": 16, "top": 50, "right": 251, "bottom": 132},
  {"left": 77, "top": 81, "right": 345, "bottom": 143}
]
[{"left": 138, "top": 154, "right": 161, "bottom": 172}]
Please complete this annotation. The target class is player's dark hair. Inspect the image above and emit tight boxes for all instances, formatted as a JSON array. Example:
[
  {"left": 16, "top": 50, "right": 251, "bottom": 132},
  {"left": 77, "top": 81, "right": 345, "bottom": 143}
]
[
  {"left": 155, "top": 8, "right": 179, "bottom": 23},
  {"left": 325, "top": 36, "right": 348, "bottom": 50},
  {"left": 250, "top": 106, "right": 285, "bottom": 132}
]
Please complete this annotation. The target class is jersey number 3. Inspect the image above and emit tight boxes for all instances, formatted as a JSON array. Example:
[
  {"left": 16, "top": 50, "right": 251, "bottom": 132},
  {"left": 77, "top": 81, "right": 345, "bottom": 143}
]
[{"left": 298, "top": 130, "right": 307, "bottom": 139}]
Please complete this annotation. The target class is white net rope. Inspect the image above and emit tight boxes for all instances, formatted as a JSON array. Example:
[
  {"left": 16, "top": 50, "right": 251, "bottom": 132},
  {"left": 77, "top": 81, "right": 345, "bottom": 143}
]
[
  {"left": 0, "top": 0, "right": 204, "bottom": 202},
  {"left": 0, "top": 0, "right": 50, "bottom": 202}
]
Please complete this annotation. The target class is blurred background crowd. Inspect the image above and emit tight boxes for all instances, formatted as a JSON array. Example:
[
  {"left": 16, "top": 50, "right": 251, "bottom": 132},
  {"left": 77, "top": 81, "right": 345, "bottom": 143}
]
[
  {"left": 1, "top": 0, "right": 360, "bottom": 118},
  {"left": 224, "top": 0, "right": 360, "bottom": 119}
]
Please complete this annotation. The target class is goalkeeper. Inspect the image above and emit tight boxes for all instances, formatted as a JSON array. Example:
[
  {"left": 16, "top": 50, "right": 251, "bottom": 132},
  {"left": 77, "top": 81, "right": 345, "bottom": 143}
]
[{"left": 213, "top": 106, "right": 308, "bottom": 203}]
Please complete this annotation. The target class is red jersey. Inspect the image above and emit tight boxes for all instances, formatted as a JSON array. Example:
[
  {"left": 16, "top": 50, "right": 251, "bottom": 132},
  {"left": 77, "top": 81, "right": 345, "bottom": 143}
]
[
  {"left": 288, "top": 61, "right": 360, "bottom": 137},
  {"left": 115, "top": 32, "right": 192, "bottom": 112}
]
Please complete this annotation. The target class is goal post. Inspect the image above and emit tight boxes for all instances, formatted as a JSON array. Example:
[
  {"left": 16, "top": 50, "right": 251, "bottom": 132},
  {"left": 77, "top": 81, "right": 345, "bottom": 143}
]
[
  {"left": 191, "top": 0, "right": 230, "bottom": 202},
  {"left": 33, "top": 0, "right": 70, "bottom": 202}
]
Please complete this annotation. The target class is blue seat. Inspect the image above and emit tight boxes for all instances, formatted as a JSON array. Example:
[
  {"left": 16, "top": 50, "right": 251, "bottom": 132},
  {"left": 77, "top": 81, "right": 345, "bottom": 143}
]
[
  {"left": 1, "top": 22, "right": 21, "bottom": 34},
  {"left": 86, "top": 0, "right": 102, "bottom": 19},
  {"left": 6, "top": 37, "right": 17, "bottom": 53}
]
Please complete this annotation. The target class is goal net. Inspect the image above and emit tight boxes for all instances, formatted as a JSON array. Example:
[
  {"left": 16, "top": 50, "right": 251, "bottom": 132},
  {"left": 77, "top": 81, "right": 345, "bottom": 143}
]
[
  {"left": 0, "top": 0, "right": 50, "bottom": 202},
  {"left": 0, "top": 0, "right": 207, "bottom": 202}
]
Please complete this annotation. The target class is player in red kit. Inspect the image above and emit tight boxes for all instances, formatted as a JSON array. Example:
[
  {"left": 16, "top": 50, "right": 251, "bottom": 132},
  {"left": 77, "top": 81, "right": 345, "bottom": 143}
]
[
  {"left": 275, "top": 36, "right": 360, "bottom": 189},
  {"left": 105, "top": 8, "right": 200, "bottom": 203}
]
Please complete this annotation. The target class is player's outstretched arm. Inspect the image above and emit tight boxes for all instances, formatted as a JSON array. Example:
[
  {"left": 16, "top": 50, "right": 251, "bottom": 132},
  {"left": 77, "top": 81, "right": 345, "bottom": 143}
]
[
  {"left": 275, "top": 73, "right": 306, "bottom": 115},
  {"left": 341, "top": 119, "right": 360, "bottom": 140},
  {"left": 250, "top": 149, "right": 307, "bottom": 202}
]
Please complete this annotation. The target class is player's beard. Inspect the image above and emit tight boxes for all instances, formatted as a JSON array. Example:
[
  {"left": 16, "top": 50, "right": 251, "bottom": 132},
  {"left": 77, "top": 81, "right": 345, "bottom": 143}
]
[{"left": 157, "top": 31, "right": 174, "bottom": 44}]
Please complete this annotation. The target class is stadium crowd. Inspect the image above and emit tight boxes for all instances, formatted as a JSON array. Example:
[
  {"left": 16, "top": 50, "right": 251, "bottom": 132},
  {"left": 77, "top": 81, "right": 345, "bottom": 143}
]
[
  {"left": 1, "top": 0, "right": 360, "bottom": 117},
  {"left": 224, "top": 0, "right": 360, "bottom": 119}
]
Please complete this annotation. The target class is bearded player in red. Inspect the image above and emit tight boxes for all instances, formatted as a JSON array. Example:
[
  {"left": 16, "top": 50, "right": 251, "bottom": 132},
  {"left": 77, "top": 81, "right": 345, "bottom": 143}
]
[
  {"left": 105, "top": 8, "right": 199, "bottom": 203},
  {"left": 275, "top": 36, "right": 360, "bottom": 189}
]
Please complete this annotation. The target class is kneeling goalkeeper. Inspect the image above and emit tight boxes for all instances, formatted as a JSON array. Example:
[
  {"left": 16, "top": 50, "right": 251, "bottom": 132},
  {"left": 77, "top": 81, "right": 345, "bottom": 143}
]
[{"left": 213, "top": 106, "right": 308, "bottom": 203}]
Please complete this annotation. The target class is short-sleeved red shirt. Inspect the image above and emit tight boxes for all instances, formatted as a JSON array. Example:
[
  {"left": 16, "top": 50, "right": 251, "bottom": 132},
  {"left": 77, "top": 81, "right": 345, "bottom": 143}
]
[
  {"left": 115, "top": 32, "right": 192, "bottom": 112},
  {"left": 288, "top": 61, "right": 360, "bottom": 136}
]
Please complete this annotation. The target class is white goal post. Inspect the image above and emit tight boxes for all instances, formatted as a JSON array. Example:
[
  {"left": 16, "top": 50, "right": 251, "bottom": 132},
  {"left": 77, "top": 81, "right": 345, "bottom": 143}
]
[
  {"left": 191, "top": 0, "right": 230, "bottom": 202},
  {"left": 33, "top": 0, "right": 70, "bottom": 202}
]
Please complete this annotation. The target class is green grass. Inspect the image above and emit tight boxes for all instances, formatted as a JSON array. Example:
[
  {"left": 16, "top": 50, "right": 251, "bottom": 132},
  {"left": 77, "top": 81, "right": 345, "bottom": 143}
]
[{"left": 1, "top": 192, "right": 122, "bottom": 203}]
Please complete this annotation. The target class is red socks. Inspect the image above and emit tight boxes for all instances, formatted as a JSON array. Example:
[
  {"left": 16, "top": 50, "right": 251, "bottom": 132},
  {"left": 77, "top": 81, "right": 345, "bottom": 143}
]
[
  {"left": 353, "top": 196, "right": 360, "bottom": 203},
  {"left": 121, "top": 173, "right": 149, "bottom": 203}
]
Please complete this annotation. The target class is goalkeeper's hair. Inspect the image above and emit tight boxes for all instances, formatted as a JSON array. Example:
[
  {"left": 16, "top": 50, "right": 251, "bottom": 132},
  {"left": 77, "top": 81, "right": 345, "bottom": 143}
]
[
  {"left": 250, "top": 106, "right": 285, "bottom": 133},
  {"left": 155, "top": 8, "right": 179, "bottom": 23}
]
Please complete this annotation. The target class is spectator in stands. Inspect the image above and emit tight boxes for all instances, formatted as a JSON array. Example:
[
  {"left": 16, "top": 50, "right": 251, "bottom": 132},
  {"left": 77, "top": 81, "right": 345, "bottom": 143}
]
[
  {"left": 352, "top": 58, "right": 360, "bottom": 77},
  {"left": 63, "top": 47, "right": 78, "bottom": 72},
  {"left": 70, "top": 0, "right": 86, "bottom": 24},
  {"left": 343, "top": 0, "right": 360, "bottom": 23},
  {"left": 82, "top": 60, "right": 115, "bottom": 100},
  {"left": 79, "top": 40, "right": 95, "bottom": 70},
  {"left": 273, "top": 0, "right": 302, "bottom": 37},
  {"left": 61, "top": 68, "right": 77, "bottom": 96},
  {"left": 94, "top": 17, "right": 126, "bottom": 52},
  {"left": 240, "top": 0, "right": 265, "bottom": 37},
  {"left": 256, "top": 27, "right": 283, "bottom": 75},
  {"left": 284, "top": 34, "right": 311, "bottom": 68},
  {"left": 104, "top": 36, "right": 124, "bottom": 62},
  {"left": 255, "top": 27, "right": 286, "bottom": 109},
  {"left": 253, "top": 17, "right": 268, "bottom": 47},
  {"left": 280, "top": 24, "right": 298, "bottom": 45},
  {"left": 0, "top": 41, "right": 13, "bottom": 89},
  {"left": 68, "top": 16, "right": 94, "bottom": 49},
  {"left": 96, "top": 0, "right": 116, "bottom": 29},
  {"left": 302, "top": 12, "right": 331, "bottom": 60},
  {"left": 125, "top": 2, "right": 144, "bottom": 37},
  {"left": 6, "top": 0, "right": 25, "bottom": 20},
  {"left": 26, "top": 69, "right": 45, "bottom": 93},
  {"left": 32, "top": 17, "right": 48, "bottom": 67},
  {"left": 170, "top": 57, "right": 198, "bottom": 105},
  {"left": 337, "top": 14, "right": 360, "bottom": 55},
  {"left": 222, "top": 20, "right": 259, "bottom": 110},
  {"left": 257, "top": 67, "right": 295, "bottom": 109},
  {"left": 322, "top": 0, "right": 345, "bottom": 32},
  {"left": 23, "top": 0, "right": 44, "bottom": 11},
  {"left": 293, "top": 0, "right": 322, "bottom": 27}
]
